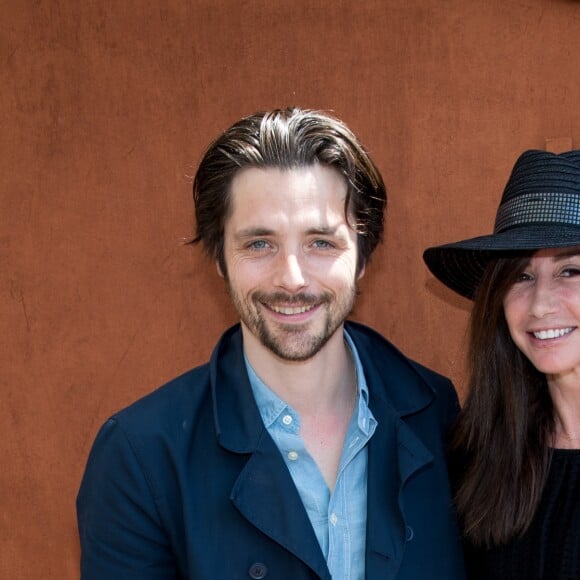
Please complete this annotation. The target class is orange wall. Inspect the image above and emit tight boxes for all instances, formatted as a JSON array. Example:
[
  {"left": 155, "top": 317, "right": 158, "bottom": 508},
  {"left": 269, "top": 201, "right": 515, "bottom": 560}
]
[{"left": 2, "top": 0, "right": 580, "bottom": 576}]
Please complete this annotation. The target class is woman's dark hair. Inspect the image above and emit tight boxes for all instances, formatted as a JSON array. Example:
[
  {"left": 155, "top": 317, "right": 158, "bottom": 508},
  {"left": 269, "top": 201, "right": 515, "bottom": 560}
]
[
  {"left": 190, "top": 108, "right": 387, "bottom": 275},
  {"left": 452, "top": 255, "right": 554, "bottom": 547}
]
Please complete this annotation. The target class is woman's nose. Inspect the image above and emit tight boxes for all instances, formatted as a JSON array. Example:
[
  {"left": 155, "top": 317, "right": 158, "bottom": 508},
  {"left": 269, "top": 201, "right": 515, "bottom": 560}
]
[{"left": 529, "top": 278, "right": 558, "bottom": 318}]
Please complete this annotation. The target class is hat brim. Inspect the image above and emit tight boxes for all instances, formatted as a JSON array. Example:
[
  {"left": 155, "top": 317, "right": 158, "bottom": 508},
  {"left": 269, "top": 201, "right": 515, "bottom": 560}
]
[{"left": 423, "top": 224, "right": 580, "bottom": 299}]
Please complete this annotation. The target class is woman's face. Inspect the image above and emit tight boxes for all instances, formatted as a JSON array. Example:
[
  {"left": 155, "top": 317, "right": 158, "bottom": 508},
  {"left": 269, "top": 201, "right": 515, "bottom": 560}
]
[{"left": 503, "top": 247, "right": 580, "bottom": 384}]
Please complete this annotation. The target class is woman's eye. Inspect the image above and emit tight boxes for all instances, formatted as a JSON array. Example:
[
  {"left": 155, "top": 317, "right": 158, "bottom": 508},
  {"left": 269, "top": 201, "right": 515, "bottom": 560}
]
[
  {"left": 561, "top": 267, "right": 580, "bottom": 278},
  {"left": 514, "top": 272, "right": 533, "bottom": 283}
]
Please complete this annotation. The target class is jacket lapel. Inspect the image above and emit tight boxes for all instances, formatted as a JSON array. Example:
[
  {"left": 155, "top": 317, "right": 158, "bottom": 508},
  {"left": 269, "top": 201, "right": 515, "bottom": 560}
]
[
  {"left": 347, "top": 323, "right": 435, "bottom": 577},
  {"left": 209, "top": 325, "right": 330, "bottom": 579},
  {"left": 209, "top": 323, "right": 438, "bottom": 579},
  {"left": 231, "top": 434, "right": 331, "bottom": 579},
  {"left": 364, "top": 397, "right": 434, "bottom": 577}
]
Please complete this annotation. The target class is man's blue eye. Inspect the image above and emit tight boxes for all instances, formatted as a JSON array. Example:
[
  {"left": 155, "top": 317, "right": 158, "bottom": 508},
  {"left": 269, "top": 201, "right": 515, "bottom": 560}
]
[{"left": 249, "top": 240, "right": 269, "bottom": 250}]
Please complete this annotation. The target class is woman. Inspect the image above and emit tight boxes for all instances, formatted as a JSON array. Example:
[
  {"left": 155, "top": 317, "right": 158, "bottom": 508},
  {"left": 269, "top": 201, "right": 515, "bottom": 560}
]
[{"left": 423, "top": 149, "right": 580, "bottom": 579}]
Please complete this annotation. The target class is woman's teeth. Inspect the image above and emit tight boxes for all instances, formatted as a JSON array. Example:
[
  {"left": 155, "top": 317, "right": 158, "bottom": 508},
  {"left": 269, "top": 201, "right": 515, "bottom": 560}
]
[{"left": 533, "top": 327, "right": 574, "bottom": 340}]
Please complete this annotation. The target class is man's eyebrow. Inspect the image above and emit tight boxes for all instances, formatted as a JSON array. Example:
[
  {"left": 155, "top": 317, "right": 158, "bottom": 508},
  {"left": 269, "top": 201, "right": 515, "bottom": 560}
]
[
  {"left": 233, "top": 227, "right": 275, "bottom": 239},
  {"left": 232, "top": 225, "right": 346, "bottom": 241},
  {"left": 305, "top": 225, "right": 342, "bottom": 236}
]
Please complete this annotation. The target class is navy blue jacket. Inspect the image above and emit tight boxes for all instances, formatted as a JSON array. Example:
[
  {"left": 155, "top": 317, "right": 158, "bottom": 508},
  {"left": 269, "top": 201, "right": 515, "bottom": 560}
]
[{"left": 77, "top": 322, "right": 466, "bottom": 579}]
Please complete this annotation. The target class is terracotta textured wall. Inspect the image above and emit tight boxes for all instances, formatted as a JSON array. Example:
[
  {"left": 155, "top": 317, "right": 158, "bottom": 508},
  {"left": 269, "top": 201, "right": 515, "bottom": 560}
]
[{"left": 2, "top": 0, "right": 580, "bottom": 576}]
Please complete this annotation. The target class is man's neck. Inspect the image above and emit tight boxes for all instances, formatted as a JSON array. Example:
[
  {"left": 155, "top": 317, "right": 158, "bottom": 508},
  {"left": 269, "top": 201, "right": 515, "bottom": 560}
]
[
  {"left": 243, "top": 323, "right": 359, "bottom": 490},
  {"left": 241, "top": 324, "right": 355, "bottom": 416}
]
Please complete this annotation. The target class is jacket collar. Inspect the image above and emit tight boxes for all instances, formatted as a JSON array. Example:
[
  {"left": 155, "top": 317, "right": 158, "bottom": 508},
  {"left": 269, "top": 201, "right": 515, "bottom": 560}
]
[
  {"left": 209, "top": 324, "right": 331, "bottom": 577},
  {"left": 345, "top": 320, "right": 435, "bottom": 416},
  {"left": 345, "top": 322, "right": 437, "bottom": 573},
  {"left": 209, "top": 323, "right": 438, "bottom": 577},
  {"left": 209, "top": 324, "right": 264, "bottom": 453},
  {"left": 210, "top": 321, "right": 435, "bottom": 440},
  {"left": 210, "top": 322, "right": 437, "bottom": 450}
]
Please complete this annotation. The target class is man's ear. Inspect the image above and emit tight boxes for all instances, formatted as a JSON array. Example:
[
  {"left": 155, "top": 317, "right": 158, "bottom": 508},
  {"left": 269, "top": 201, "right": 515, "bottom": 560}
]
[
  {"left": 357, "top": 262, "right": 366, "bottom": 281},
  {"left": 216, "top": 261, "right": 225, "bottom": 278}
]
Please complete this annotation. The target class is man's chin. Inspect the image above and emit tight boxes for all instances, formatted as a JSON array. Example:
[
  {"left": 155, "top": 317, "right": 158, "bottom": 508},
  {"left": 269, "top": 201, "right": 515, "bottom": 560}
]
[{"left": 259, "top": 330, "right": 331, "bottom": 362}]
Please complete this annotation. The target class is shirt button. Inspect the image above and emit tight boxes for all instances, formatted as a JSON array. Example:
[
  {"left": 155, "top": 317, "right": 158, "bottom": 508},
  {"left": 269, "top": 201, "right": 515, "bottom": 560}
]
[
  {"left": 287, "top": 451, "right": 299, "bottom": 461},
  {"left": 406, "top": 525, "right": 414, "bottom": 541},
  {"left": 248, "top": 562, "right": 268, "bottom": 578},
  {"left": 329, "top": 513, "right": 338, "bottom": 525},
  {"left": 282, "top": 414, "right": 293, "bottom": 425}
]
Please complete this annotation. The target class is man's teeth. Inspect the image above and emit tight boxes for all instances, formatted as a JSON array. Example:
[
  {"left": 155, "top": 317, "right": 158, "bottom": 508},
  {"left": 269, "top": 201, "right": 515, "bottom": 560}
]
[
  {"left": 271, "top": 304, "right": 313, "bottom": 315},
  {"left": 533, "top": 327, "right": 574, "bottom": 340}
]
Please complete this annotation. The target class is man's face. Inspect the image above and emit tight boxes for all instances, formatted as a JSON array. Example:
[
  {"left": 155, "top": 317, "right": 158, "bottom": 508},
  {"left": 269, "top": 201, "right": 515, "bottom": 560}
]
[{"left": 221, "top": 164, "right": 364, "bottom": 363}]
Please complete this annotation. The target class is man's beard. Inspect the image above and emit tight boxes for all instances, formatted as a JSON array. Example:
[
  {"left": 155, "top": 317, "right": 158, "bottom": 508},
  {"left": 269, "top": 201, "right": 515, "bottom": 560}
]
[{"left": 228, "top": 288, "right": 357, "bottom": 362}]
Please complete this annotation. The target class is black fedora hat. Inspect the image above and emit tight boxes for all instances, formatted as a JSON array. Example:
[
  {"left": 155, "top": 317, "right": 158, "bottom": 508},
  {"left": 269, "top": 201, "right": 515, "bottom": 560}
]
[{"left": 423, "top": 149, "right": 580, "bottom": 299}]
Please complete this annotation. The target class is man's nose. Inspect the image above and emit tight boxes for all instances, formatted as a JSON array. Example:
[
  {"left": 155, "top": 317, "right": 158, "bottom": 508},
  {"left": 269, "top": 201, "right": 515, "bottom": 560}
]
[{"left": 273, "top": 252, "right": 307, "bottom": 292}]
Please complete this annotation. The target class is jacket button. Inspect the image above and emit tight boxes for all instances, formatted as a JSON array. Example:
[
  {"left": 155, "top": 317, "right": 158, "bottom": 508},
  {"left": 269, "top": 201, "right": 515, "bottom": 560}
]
[
  {"left": 248, "top": 562, "right": 268, "bottom": 579},
  {"left": 406, "top": 525, "right": 414, "bottom": 541}
]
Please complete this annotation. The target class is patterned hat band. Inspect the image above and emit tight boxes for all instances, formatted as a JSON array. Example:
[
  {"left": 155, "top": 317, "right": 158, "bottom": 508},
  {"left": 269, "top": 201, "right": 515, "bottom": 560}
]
[
  {"left": 494, "top": 192, "right": 580, "bottom": 232},
  {"left": 423, "top": 150, "right": 580, "bottom": 299}
]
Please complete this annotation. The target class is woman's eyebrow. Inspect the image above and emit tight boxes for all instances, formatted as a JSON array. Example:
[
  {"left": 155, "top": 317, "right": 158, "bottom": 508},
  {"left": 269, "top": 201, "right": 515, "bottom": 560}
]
[{"left": 553, "top": 247, "right": 580, "bottom": 261}]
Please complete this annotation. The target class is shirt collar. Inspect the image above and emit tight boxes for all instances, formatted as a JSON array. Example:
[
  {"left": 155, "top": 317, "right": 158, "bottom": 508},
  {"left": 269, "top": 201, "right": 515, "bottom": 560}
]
[
  {"left": 245, "top": 329, "right": 373, "bottom": 433},
  {"left": 344, "top": 330, "right": 374, "bottom": 436},
  {"left": 245, "top": 357, "right": 289, "bottom": 428}
]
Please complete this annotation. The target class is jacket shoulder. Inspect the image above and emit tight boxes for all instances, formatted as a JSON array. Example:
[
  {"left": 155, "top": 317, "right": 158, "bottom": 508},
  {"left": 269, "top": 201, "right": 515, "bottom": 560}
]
[
  {"left": 346, "top": 321, "right": 452, "bottom": 382},
  {"left": 110, "top": 363, "right": 212, "bottom": 434},
  {"left": 407, "top": 358, "right": 456, "bottom": 394}
]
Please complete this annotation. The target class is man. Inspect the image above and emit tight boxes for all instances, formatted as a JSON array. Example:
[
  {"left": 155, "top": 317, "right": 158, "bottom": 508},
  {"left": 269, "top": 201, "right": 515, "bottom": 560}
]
[{"left": 77, "top": 108, "right": 466, "bottom": 579}]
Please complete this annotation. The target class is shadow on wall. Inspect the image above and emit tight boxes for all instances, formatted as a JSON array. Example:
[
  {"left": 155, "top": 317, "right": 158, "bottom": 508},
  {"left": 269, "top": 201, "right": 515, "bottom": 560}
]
[{"left": 424, "top": 278, "right": 471, "bottom": 313}]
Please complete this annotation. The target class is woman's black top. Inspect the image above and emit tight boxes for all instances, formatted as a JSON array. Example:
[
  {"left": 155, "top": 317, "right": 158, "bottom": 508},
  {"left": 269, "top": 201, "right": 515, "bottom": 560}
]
[{"left": 465, "top": 449, "right": 580, "bottom": 580}]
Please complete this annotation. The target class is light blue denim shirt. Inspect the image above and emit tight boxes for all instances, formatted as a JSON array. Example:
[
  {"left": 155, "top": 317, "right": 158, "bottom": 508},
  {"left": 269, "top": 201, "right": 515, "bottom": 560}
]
[{"left": 245, "top": 331, "right": 377, "bottom": 580}]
